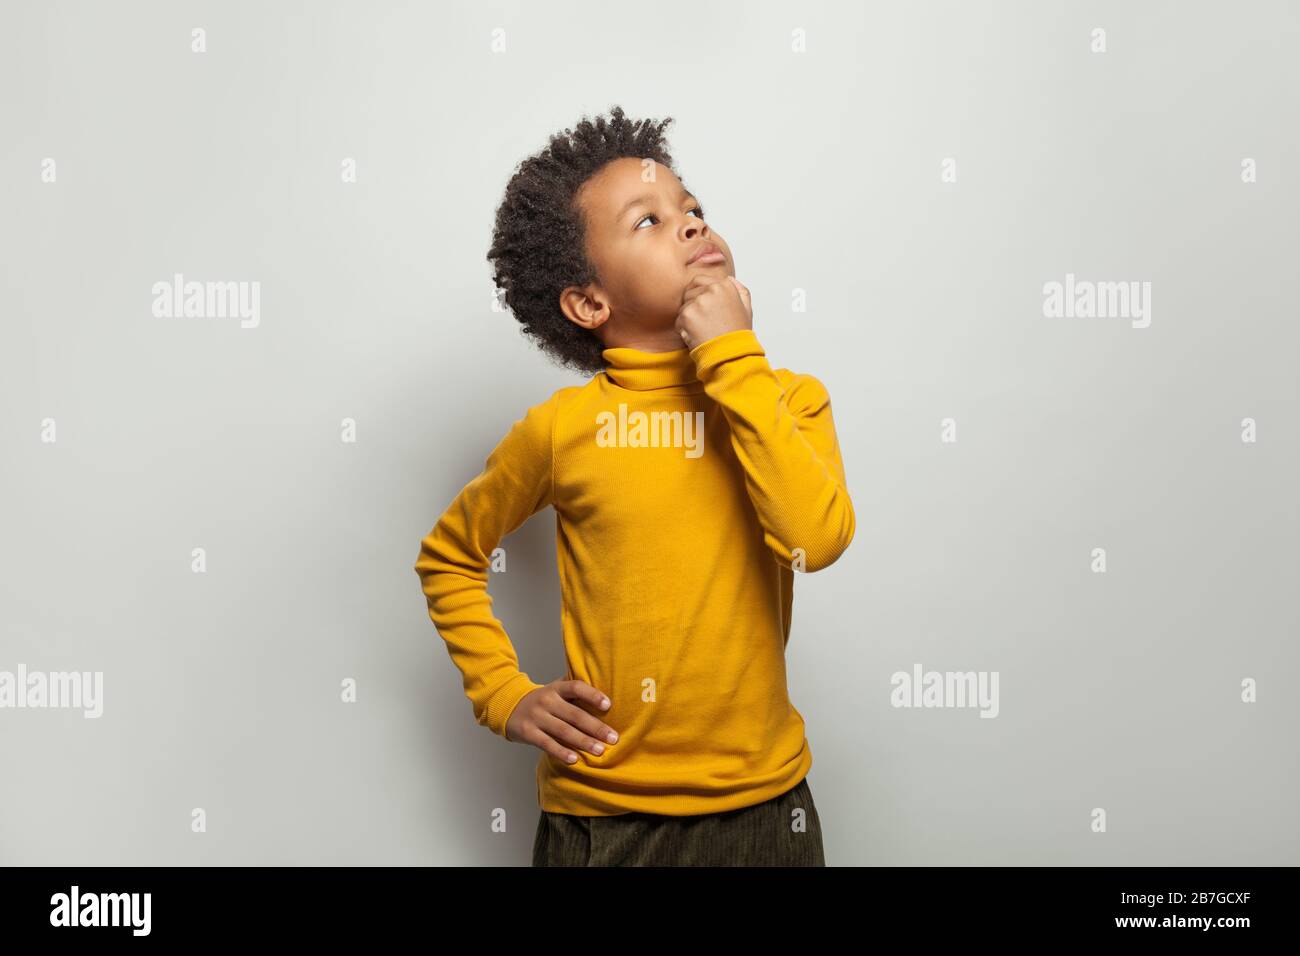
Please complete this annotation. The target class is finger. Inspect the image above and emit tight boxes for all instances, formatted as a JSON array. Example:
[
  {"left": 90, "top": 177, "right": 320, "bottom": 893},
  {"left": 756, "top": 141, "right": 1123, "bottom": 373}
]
[
  {"left": 531, "top": 724, "right": 582, "bottom": 764},
  {"left": 684, "top": 273, "right": 725, "bottom": 288},
  {"left": 680, "top": 274, "right": 726, "bottom": 301},
  {"left": 679, "top": 284, "right": 724, "bottom": 308},
  {"left": 559, "top": 679, "right": 611, "bottom": 712},
  {"left": 538, "top": 712, "right": 609, "bottom": 759},
  {"left": 555, "top": 698, "right": 619, "bottom": 745}
]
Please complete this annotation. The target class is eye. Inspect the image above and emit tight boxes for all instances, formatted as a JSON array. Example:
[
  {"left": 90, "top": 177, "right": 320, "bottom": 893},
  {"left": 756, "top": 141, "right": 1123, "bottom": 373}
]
[{"left": 634, "top": 206, "right": 706, "bottom": 230}]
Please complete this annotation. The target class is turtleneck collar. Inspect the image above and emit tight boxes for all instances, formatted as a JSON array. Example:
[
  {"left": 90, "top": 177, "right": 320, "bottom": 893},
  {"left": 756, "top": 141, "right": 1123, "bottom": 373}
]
[{"left": 600, "top": 342, "right": 705, "bottom": 393}]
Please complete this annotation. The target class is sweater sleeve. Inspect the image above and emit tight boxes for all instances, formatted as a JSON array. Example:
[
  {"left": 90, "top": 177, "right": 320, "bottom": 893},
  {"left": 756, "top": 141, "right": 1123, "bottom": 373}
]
[
  {"left": 689, "top": 328, "right": 856, "bottom": 573},
  {"left": 412, "top": 391, "right": 559, "bottom": 739}
]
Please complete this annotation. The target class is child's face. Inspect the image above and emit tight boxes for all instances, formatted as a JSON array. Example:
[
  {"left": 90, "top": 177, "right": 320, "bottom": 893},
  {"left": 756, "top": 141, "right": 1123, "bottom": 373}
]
[{"left": 562, "top": 157, "right": 734, "bottom": 346}]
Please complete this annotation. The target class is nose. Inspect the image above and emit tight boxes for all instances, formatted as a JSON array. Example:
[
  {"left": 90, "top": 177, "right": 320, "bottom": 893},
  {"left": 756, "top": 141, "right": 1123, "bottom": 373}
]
[{"left": 681, "top": 217, "right": 708, "bottom": 241}]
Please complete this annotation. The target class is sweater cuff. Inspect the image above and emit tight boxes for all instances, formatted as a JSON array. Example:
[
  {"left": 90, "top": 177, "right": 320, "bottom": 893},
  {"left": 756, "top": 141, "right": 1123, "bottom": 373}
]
[
  {"left": 483, "top": 672, "right": 546, "bottom": 740},
  {"left": 688, "top": 328, "right": 765, "bottom": 378}
]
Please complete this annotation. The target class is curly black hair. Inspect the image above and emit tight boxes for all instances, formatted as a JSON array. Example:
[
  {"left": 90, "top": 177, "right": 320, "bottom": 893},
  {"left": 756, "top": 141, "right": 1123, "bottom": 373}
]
[{"left": 486, "top": 105, "right": 683, "bottom": 376}]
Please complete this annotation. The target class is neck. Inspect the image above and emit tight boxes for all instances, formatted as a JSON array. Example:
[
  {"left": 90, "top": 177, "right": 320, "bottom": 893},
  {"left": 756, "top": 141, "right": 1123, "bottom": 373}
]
[
  {"left": 600, "top": 339, "right": 703, "bottom": 393},
  {"left": 601, "top": 332, "right": 685, "bottom": 354}
]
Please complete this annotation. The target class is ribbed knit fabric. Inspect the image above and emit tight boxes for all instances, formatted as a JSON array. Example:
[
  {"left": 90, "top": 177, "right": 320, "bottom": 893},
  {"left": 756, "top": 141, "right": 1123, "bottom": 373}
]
[{"left": 414, "top": 328, "right": 855, "bottom": 815}]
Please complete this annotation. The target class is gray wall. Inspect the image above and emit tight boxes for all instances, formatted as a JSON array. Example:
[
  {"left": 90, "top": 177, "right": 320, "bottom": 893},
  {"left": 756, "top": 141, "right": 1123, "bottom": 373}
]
[{"left": 1, "top": 0, "right": 1296, "bottom": 866}]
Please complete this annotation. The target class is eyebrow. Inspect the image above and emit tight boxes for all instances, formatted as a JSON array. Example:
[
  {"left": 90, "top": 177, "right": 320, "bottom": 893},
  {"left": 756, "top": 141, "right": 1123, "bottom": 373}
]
[{"left": 615, "top": 188, "right": 697, "bottom": 223}]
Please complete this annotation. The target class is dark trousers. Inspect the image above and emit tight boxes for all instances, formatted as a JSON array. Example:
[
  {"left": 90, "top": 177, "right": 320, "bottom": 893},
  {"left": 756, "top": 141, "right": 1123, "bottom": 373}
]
[{"left": 531, "top": 776, "right": 825, "bottom": 866}]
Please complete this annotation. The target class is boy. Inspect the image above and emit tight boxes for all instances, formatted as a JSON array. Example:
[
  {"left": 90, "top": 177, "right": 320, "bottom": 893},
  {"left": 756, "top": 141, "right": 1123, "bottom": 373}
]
[{"left": 414, "top": 105, "right": 855, "bottom": 866}]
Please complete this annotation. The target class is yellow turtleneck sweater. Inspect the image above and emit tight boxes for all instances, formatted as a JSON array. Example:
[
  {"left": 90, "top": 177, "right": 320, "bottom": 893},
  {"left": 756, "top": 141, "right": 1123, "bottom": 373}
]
[{"left": 414, "top": 328, "right": 855, "bottom": 816}]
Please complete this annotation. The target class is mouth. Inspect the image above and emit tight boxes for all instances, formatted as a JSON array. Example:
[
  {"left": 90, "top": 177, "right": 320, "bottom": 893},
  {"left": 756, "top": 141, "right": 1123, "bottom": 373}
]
[{"left": 687, "top": 242, "right": 726, "bottom": 266}]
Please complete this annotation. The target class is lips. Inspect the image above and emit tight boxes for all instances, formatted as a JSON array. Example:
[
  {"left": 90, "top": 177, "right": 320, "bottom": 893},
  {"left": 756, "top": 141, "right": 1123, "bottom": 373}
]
[{"left": 687, "top": 242, "right": 726, "bottom": 265}]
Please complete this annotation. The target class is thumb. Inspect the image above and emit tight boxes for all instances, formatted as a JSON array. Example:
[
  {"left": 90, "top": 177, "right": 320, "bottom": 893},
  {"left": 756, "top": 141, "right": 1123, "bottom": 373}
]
[{"left": 728, "top": 275, "right": 751, "bottom": 309}]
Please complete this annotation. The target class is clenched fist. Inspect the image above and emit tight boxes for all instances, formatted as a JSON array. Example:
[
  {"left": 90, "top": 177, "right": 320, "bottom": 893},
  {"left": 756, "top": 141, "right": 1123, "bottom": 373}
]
[{"left": 675, "top": 274, "right": 753, "bottom": 350}]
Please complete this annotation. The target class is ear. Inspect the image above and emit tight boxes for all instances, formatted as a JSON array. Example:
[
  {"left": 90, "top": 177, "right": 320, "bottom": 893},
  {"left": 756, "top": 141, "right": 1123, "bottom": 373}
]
[{"left": 559, "top": 284, "right": 609, "bottom": 332}]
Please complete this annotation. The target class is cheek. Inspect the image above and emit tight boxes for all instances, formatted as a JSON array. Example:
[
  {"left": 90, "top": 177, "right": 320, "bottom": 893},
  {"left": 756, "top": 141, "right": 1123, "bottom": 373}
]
[
  {"left": 613, "top": 244, "right": 690, "bottom": 313},
  {"left": 640, "top": 250, "right": 688, "bottom": 295},
  {"left": 607, "top": 265, "right": 670, "bottom": 313}
]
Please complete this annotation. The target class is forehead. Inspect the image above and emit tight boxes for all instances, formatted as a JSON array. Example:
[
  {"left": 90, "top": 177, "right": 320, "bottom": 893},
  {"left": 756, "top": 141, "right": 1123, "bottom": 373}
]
[{"left": 578, "top": 158, "right": 685, "bottom": 222}]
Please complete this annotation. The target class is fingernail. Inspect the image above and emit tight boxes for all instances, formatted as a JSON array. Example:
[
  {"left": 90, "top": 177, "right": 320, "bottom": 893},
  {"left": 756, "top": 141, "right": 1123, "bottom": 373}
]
[
  {"left": 600, "top": 698, "right": 610, "bottom": 709},
  {"left": 606, "top": 731, "right": 618, "bottom": 743},
  {"left": 592, "top": 743, "right": 604, "bottom": 754},
  {"left": 566, "top": 753, "right": 577, "bottom": 763}
]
